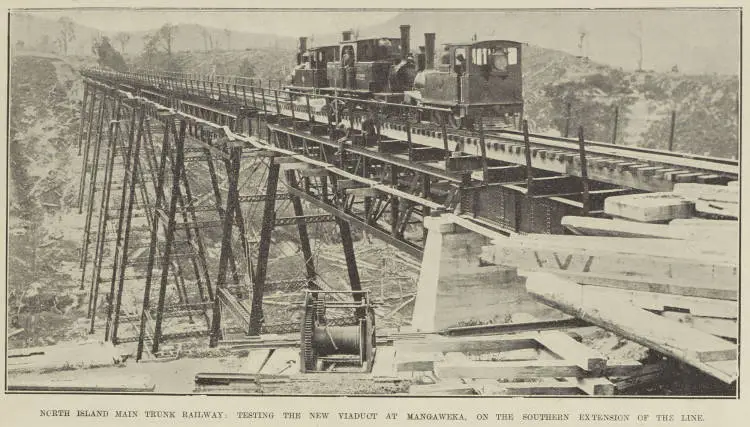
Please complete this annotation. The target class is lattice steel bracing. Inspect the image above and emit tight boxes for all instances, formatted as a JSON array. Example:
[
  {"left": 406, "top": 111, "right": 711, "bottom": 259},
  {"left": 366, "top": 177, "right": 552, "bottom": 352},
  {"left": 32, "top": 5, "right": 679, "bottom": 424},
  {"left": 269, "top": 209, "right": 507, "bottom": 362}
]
[{"left": 76, "top": 80, "right": 230, "bottom": 360}]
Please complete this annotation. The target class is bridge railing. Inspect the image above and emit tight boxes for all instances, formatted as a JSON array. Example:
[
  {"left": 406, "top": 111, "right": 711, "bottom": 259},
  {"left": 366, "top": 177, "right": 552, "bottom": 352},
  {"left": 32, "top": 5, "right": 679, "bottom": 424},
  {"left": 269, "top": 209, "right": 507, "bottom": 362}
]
[{"left": 83, "top": 67, "right": 460, "bottom": 129}]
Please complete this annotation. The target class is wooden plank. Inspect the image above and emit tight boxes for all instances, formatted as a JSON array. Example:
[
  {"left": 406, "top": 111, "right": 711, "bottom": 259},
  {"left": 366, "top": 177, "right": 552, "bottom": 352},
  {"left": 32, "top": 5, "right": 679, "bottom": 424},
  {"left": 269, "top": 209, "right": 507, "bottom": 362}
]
[
  {"left": 394, "top": 333, "right": 540, "bottom": 354},
  {"left": 659, "top": 312, "right": 737, "bottom": 339},
  {"left": 576, "top": 377, "right": 615, "bottom": 395},
  {"left": 7, "top": 374, "right": 155, "bottom": 392},
  {"left": 8, "top": 342, "right": 126, "bottom": 373},
  {"left": 409, "top": 379, "right": 475, "bottom": 395},
  {"left": 482, "top": 238, "right": 737, "bottom": 289},
  {"left": 536, "top": 331, "right": 606, "bottom": 374},
  {"left": 526, "top": 269, "right": 736, "bottom": 301},
  {"left": 243, "top": 349, "right": 273, "bottom": 373},
  {"left": 505, "top": 234, "right": 736, "bottom": 261},
  {"left": 562, "top": 216, "right": 678, "bottom": 238},
  {"left": 611, "top": 362, "right": 674, "bottom": 393},
  {"left": 578, "top": 285, "right": 737, "bottom": 319},
  {"left": 695, "top": 200, "right": 738, "bottom": 219},
  {"left": 258, "top": 348, "right": 299, "bottom": 375},
  {"left": 435, "top": 358, "right": 592, "bottom": 379},
  {"left": 604, "top": 192, "right": 694, "bottom": 222},
  {"left": 525, "top": 273, "right": 737, "bottom": 383},
  {"left": 468, "top": 378, "right": 584, "bottom": 395},
  {"left": 371, "top": 346, "right": 396, "bottom": 378},
  {"left": 562, "top": 216, "right": 737, "bottom": 241},
  {"left": 672, "top": 183, "right": 739, "bottom": 204},
  {"left": 669, "top": 218, "right": 738, "bottom": 228}
]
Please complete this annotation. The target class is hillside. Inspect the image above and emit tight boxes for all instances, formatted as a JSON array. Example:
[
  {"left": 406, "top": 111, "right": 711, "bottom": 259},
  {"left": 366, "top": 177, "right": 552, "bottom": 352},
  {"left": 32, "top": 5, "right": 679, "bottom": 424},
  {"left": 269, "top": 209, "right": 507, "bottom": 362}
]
[
  {"left": 8, "top": 53, "right": 93, "bottom": 347},
  {"left": 10, "top": 12, "right": 296, "bottom": 57},
  {"left": 128, "top": 48, "right": 297, "bottom": 83},
  {"left": 522, "top": 45, "right": 739, "bottom": 158}
]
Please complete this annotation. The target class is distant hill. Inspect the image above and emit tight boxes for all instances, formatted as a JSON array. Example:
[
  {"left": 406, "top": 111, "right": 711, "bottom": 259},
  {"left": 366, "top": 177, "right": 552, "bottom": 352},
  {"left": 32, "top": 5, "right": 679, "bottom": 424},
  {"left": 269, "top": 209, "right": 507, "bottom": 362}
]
[{"left": 10, "top": 13, "right": 297, "bottom": 57}]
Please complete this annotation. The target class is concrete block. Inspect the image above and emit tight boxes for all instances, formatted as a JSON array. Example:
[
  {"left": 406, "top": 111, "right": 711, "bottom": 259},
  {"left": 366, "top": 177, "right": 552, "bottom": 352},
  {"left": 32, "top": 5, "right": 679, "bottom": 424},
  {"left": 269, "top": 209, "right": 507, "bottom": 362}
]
[{"left": 604, "top": 192, "right": 694, "bottom": 222}]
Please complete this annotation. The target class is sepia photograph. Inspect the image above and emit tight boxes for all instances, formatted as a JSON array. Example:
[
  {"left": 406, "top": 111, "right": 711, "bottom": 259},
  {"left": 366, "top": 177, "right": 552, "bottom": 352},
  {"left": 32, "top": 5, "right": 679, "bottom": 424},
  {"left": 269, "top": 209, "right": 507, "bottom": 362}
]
[{"left": 4, "top": 4, "right": 740, "bottom": 406}]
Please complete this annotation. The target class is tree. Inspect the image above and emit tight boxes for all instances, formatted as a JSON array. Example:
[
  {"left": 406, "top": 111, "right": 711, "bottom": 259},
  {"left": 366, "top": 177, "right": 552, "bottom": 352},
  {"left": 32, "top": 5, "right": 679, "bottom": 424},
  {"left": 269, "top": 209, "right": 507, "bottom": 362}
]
[
  {"left": 577, "top": 27, "right": 588, "bottom": 58},
  {"left": 158, "top": 23, "right": 177, "bottom": 57},
  {"left": 141, "top": 33, "right": 160, "bottom": 66},
  {"left": 57, "top": 17, "right": 76, "bottom": 56},
  {"left": 137, "top": 24, "right": 187, "bottom": 72},
  {"left": 200, "top": 27, "right": 214, "bottom": 52},
  {"left": 92, "top": 36, "right": 127, "bottom": 72},
  {"left": 224, "top": 29, "right": 232, "bottom": 51},
  {"left": 115, "top": 32, "right": 131, "bottom": 55},
  {"left": 629, "top": 20, "right": 644, "bottom": 71}
]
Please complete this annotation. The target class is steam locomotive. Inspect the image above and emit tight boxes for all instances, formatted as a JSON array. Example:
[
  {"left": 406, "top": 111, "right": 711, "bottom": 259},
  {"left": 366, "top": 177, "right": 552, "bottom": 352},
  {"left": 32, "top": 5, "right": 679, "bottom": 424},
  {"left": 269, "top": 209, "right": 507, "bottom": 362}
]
[{"left": 286, "top": 25, "right": 523, "bottom": 129}]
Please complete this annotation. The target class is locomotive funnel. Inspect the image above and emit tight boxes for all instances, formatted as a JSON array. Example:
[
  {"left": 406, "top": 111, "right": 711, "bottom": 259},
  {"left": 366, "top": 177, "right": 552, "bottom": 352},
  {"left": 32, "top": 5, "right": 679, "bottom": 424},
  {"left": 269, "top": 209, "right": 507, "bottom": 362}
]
[
  {"left": 400, "top": 25, "right": 411, "bottom": 60},
  {"left": 424, "top": 33, "right": 436, "bottom": 69},
  {"left": 342, "top": 30, "right": 353, "bottom": 42},
  {"left": 298, "top": 37, "right": 308, "bottom": 53}
]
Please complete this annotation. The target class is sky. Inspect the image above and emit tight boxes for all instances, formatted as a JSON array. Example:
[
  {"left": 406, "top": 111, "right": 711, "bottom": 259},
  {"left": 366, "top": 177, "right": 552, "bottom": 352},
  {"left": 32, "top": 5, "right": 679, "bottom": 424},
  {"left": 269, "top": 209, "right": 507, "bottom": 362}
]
[
  {"left": 14, "top": 8, "right": 740, "bottom": 74},
  {"left": 24, "top": 10, "right": 400, "bottom": 37}
]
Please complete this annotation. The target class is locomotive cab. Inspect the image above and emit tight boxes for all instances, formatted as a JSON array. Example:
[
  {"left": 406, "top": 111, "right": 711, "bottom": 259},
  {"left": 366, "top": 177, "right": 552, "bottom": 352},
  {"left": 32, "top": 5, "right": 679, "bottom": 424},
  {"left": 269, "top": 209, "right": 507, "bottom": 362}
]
[
  {"left": 290, "top": 44, "right": 338, "bottom": 90},
  {"left": 417, "top": 39, "right": 524, "bottom": 128},
  {"left": 336, "top": 37, "right": 404, "bottom": 93}
]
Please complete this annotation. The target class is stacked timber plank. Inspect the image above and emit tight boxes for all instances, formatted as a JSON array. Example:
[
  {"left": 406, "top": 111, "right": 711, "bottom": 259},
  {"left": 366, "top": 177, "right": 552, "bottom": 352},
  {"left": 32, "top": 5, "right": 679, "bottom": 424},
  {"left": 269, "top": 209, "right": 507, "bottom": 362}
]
[
  {"left": 394, "top": 328, "right": 648, "bottom": 396},
  {"left": 479, "top": 182, "right": 738, "bottom": 386},
  {"left": 604, "top": 182, "right": 738, "bottom": 221}
]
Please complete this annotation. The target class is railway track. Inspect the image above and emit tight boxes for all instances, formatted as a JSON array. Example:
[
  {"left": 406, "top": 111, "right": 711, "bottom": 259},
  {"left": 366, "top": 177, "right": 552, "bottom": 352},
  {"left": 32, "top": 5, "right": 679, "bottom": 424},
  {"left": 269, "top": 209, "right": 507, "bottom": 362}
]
[{"left": 83, "top": 68, "right": 737, "bottom": 192}]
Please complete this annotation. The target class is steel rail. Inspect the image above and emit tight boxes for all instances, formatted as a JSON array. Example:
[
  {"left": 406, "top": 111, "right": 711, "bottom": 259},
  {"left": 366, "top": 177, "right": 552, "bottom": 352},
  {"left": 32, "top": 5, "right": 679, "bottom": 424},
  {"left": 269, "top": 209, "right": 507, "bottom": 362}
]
[{"left": 83, "top": 68, "right": 737, "bottom": 180}]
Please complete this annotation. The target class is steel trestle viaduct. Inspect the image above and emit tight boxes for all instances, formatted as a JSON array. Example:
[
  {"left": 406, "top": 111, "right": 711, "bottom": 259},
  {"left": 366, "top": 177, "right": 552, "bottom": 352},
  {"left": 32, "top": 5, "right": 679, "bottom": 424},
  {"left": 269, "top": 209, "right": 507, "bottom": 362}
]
[{"left": 75, "top": 68, "right": 738, "bottom": 361}]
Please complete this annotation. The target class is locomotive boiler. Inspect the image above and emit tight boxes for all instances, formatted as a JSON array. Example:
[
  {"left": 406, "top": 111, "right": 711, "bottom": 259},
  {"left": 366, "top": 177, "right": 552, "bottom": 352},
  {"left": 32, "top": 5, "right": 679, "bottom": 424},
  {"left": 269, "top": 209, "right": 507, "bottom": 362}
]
[
  {"left": 409, "top": 37, "right": 524, "bottom": 129},
  {"left": 288, "top": 25, "right": 524, "bottom": 129}
]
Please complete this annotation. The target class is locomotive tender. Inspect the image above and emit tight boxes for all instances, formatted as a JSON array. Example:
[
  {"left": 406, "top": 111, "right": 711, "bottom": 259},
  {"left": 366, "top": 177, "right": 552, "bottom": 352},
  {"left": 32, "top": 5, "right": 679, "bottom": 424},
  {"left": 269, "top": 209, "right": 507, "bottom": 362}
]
[{"left": 287, "top": 25, "right": 523, "bottom": 129}]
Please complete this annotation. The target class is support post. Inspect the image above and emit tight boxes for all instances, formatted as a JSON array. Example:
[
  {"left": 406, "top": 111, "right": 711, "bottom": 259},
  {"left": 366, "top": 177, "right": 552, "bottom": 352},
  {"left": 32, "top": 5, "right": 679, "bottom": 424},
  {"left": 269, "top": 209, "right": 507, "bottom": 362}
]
[
  {"left": 107, "top": 104, "right": 145, "bottom": 343},
  {"left": 390, "top": 165, "right": 400, "bottom": 238},
  {"left": 522, "top": 120, "right": 534, "bottom": 195},
  {"left": 151, "top": 119, "right": 187, "bottom": 355},
  {"left": 478, "top": 116, "right": 488, "bottom": 183},
  {"left": 288, "top": 171, "right": 317, "bottom": 286},
  {"left": 77, "top": 87, "right": 97, "bottom": 212},
  {"left": 338, "top": 218, "right": 363, "bottom": 307},
  {"left": 136, "top": 115, "right": 172, "bottom": 361},
  {"left": 611, "top": 105, "right": 619, "bottom": 144},
  {"left": 668, "top": 110, "right": 676, "bottom": 151},
  {"left": 578, "top": 126, "right": 590, "bottom": 216},
  {"left": 247, "top": 156, "right": 279, "bottom": 336},
  {"left": 79, "top": 95, "right": 105, "bottom": 282},
  {"left": 441, "top": 112, "right": 450, "bottom": 159},
  {"left": 88, "top": 98, "right": 122, "bottom": 330},
  {"left": 77, "top": 84, "right": 90, "bottom": 155}
]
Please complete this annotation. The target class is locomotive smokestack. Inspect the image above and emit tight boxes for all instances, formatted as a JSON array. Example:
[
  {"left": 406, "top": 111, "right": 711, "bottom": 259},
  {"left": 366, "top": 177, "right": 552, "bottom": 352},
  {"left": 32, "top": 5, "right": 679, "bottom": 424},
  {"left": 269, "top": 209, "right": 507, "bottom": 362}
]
[
  {"left": 400, "top": 25, "right": 411, "bottom": 60},
  {"left": 342, "top": 30, "right": 353, "bottom": 42},
  {"left": 298, "top": 37, "right": 308, "bottom": 53},
  {"left": 424, "top": 33, "right": 435, "bottom": 69}
]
